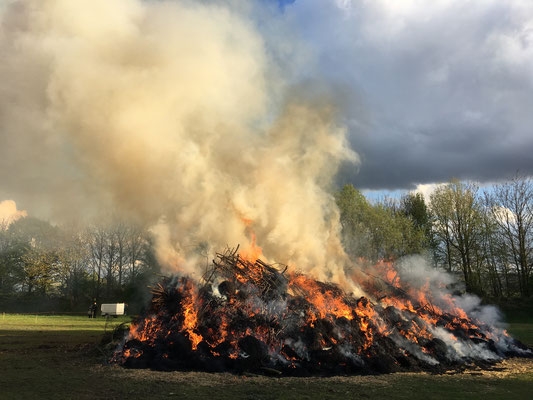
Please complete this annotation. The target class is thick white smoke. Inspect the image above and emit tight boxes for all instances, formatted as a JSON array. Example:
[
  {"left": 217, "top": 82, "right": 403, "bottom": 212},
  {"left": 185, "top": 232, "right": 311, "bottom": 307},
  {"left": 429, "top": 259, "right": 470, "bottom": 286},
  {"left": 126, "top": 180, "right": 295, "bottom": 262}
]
[{"left": 0, "top": 0, "right": 358, "bottom": 279}]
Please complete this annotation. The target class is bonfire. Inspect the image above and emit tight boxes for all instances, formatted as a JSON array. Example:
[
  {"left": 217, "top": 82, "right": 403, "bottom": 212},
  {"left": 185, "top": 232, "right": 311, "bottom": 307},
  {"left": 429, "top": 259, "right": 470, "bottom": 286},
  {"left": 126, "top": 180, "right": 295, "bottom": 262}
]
[{"left": 114, "top": 246, "right": 531, "bottom": 376}]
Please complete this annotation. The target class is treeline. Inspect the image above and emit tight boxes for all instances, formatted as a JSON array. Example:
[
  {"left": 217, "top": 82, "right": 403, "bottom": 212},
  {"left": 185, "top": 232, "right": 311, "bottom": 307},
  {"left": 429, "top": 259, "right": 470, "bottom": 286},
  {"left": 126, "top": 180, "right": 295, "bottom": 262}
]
[
  {"left": 337, "top": 176, "right": 533, "bottom": 299},
  {"left": 0, "top": 217, "right": 159, "bottom": 313},
  {"left": 1, "top": 176, "right": 531, "bottom": 312}
]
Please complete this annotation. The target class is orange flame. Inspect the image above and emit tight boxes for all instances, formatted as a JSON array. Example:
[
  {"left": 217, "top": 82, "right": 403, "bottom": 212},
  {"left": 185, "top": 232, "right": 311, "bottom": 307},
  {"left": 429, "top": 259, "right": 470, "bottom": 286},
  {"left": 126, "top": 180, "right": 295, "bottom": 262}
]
[
  {"left": 239, "top": 217, "right": 263, "bottom": 262},
  {"left": 240, "top": 231, "right": 263, "bottom": 262},
  {"left": 119, "top": 253, "right": 500, "bottom": 369}
]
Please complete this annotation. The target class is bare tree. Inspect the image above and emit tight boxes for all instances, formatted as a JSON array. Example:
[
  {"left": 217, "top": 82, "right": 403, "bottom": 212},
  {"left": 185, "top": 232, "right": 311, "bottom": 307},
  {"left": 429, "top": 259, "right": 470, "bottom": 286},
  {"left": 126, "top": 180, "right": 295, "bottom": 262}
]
[
  {"left": 57, "top": 227, "right": 89, "bottom": 308},
  {"left": 127, "top": 224, "right": 147, "bottom": 285},
  {"left": 487, "top": 175, "right": 533, "bottom": 297},
  {"left": 104, "top": 227, "right": 118, "bottom": 298},
  {"left": 478, "top": 199, "right": 505, "bottom": 297},
  {"left": 87, "top": 225, "right": 106, "bottom": 300},
  {"left": 114, "top": 221, "right": 128, "bottom": 288}
]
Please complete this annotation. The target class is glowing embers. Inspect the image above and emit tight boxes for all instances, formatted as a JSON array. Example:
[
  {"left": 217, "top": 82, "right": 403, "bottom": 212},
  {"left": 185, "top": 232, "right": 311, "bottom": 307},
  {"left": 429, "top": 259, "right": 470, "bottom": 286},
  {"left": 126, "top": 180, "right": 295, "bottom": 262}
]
[{"left": 115, "top": 248, "right": 531, "bottom": 376}]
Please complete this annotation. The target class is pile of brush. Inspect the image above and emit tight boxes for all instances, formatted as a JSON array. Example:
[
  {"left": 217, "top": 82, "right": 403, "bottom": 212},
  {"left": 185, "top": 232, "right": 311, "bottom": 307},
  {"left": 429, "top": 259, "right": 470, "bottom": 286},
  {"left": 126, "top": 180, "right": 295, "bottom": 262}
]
[{"left": 115, "top": 247, "right": 530, "bottom": 375}]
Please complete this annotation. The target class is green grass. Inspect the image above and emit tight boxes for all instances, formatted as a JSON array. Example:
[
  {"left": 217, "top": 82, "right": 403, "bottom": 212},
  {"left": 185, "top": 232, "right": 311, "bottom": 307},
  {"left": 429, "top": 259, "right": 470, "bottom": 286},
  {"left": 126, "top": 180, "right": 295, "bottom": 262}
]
[
  {"left": 508, "top": 323, "right": 533, "bottom": 347},
  {"left": 0, "top": 313, "right": 130, "bottom": 331},
  {"left": 499, "top": 303, "right": 533, "bottom": 347},
  {"left": 0, "top": 314, "right": 532, "bottom": 400}
]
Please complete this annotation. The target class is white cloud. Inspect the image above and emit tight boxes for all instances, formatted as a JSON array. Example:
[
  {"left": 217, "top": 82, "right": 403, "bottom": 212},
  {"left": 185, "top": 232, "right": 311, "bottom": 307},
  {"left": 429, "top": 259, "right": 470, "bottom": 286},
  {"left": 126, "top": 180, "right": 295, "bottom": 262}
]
[{"left": 412, "top": 183, "right": 446, "bottom": 203}]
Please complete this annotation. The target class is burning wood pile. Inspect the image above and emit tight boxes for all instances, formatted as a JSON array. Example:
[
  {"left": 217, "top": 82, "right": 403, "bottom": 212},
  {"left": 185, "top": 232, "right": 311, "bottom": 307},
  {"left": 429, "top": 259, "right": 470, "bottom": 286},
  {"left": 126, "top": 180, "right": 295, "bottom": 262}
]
[{"left": 114, "top": 247, "right": 531, "bottom": 375}]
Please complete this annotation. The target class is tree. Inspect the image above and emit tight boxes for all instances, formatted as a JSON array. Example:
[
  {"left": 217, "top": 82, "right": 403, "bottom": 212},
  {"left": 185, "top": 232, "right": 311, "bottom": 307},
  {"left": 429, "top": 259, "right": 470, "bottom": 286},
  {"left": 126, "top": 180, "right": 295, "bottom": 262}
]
[
  {"left": 478, "top": 199, "right": 505, "bottom": 298},
  {"left": 56, "top": 227, "right": 90, "bottom": 308},
  {"left": 336, "top": 185, "right": 426, "bottom": 262},
  {"left": 86, "top": 225, "right": 106, "bottom": 300},
  {"left": 0, "top": 221, "right": 24, "bottom": 296},
  {"left": 6, "top": 217, "right": 63, "bottom": 295},
  {"left": 127, "top": 224, "right": 149, "bottom": 285},
  {"left": 114, "top": 221, "right": 128, "bottom": 288},
  {"left": 430, "top": 180, "right": 484, "bottom": 293},
  {"left": 0, "top": 214, "right": 161, "bottom": 311},
  {"left": 486, "top": 175, "right": 533, "bottom": 297},
  {"left": 21, "top": 247, "right": 60, "bottom": 295},
  {"left": 402, "top": 193, "right": 431, "bottom": 237},
  {"left": 336, "top": 184, "right": 374, "bottom": 259}
]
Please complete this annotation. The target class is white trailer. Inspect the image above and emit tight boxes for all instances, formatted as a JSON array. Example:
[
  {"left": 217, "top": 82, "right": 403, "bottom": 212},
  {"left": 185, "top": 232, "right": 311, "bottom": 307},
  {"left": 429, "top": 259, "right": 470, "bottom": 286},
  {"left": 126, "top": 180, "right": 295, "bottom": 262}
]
[{"left": 100, "top": 303, "right": 125, "bottom": 317}]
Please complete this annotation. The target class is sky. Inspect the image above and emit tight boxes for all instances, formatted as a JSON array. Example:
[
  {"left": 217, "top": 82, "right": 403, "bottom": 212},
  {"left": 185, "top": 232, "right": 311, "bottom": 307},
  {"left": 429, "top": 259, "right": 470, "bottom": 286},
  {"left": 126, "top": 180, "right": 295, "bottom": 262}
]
[
  {"left": 268, "top": 0, "right": 533, "bottom": 191},
  {"left": 1, "top": 0, "right": 533, "bottom": 222}
]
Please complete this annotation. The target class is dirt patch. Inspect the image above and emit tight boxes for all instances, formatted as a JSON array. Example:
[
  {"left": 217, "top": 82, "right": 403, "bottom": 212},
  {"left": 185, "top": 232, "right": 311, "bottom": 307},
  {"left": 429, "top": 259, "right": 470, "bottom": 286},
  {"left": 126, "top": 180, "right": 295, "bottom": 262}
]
[{"left": 461, "top": 358, "right": 533, "bottom": 378}]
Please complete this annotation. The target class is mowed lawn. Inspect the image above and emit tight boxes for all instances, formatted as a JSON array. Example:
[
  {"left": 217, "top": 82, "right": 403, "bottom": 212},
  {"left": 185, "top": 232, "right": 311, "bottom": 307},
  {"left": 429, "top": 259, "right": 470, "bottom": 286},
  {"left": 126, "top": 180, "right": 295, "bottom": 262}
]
[{"left": 0, "top": 314, "right": 532, "bottom": 400}]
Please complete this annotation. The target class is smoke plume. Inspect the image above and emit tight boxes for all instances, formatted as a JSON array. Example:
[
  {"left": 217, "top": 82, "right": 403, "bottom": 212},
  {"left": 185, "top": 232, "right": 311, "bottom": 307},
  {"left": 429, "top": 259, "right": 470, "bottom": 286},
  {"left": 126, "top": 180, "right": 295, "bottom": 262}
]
[
  {"left": 3, "top": 3, "right": 526, "bottom": 364},
  {"left": 0, "top": 0, "right": 358, "bottom": 279}
]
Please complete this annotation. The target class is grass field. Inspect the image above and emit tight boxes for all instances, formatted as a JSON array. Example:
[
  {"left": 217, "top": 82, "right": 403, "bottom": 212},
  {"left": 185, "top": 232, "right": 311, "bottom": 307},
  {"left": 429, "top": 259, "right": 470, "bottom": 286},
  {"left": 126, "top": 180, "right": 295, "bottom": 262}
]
[
  {"left": 500, "top": 305, "right": 533, "bottom": 347},
  {"left": 0, "top": 313, "right": 532, "bottom": 400}
]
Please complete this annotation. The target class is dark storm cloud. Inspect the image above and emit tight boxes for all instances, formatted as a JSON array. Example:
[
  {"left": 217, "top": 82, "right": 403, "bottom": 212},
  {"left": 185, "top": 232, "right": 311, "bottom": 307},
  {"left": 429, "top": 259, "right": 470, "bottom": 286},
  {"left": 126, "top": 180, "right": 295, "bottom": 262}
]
[{"left": 281, "top": 0, "right": 533, "bottom": 189}]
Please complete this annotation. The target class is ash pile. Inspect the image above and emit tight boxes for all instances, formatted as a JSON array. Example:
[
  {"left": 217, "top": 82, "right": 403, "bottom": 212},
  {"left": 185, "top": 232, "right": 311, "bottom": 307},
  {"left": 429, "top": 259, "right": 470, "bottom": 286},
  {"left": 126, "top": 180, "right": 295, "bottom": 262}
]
[{"left": 115, "top": 247, "right": 531, "bottom": 376}]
